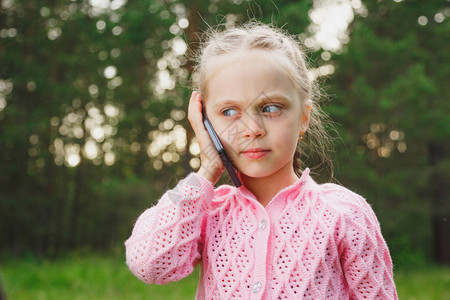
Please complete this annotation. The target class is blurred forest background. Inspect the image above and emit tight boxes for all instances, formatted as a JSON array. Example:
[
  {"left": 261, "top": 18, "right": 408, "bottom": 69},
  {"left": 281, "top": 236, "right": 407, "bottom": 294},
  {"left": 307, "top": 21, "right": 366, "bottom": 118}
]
[{"left": 0, "top": 0, "right": 448, "bottom": 272}]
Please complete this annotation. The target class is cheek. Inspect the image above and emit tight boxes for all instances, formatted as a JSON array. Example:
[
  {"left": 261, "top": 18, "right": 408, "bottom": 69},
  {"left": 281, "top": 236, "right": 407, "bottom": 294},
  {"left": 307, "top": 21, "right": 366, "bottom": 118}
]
[
  {"left": 211, "top": 120, "right": 241, "bottom": 154},
  {"left": 277, "top": 129, "right": 299, "bottom": 152},
  {"left": 272, "top": 118, "right": 301, "bottom": 152},
  {"left": 278, "top": 114, "right": 301, "bottom": 137}
]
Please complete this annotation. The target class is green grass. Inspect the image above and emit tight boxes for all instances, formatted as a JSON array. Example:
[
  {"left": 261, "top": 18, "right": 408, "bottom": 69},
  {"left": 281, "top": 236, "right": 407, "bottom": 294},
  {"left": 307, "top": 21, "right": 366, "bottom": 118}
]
[
  {"left": 0, "top": 255, "right": 198, "bottom": 300},
  {"left": 1, "top": 255, "right": 449, "bottom": 299},
  {"left": 394, "top": 265, "right": 450, "bottom": 300}
]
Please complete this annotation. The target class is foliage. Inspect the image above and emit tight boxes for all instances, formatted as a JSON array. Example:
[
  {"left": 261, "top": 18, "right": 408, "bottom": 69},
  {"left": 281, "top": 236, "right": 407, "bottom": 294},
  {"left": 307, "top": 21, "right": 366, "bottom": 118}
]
[
  {"left": 326, "top": 0, "right": 449, "bottom": 265},
  {"left": 0, "top": 0, "right": 315, "bottom": 256}
]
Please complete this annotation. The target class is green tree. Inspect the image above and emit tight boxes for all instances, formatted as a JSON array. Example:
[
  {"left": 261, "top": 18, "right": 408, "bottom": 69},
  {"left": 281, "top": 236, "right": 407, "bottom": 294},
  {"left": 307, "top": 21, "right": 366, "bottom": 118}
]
[
  {"left": 328, "top": 0, "right": 449, "bottom": 264},
  {"left": 0, "top": 0, "right": 314, "bottom": 256},
  {"left": 0, "top": 0, "right": 182, "bottom": 255}
]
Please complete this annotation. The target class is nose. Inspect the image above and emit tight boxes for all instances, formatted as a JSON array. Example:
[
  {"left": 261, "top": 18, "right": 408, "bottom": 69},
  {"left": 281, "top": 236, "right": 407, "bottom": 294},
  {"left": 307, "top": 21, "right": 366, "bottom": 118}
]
[{"left": 242, "top": 113, "right": 266, "bottom": 139}]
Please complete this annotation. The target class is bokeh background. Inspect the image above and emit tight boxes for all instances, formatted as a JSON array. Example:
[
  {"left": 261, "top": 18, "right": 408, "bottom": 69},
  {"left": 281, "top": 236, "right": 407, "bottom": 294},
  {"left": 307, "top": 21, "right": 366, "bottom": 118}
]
[{"left": 0, "top": 0, "right": 449, "bottom": 299}]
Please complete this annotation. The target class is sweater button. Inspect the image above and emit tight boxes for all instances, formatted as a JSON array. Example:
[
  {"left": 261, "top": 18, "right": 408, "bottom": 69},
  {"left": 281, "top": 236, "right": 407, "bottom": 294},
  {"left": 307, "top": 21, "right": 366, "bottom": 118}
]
[
  {"left": 258, "top": 219, "right": 267, "bottom": 231},
  {"left": 252, "top": 281, "right": 262, "bottom": 293}
]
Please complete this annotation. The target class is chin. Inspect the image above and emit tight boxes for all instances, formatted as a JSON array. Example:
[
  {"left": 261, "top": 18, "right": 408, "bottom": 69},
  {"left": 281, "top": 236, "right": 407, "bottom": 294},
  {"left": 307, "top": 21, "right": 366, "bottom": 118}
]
[{"left": 238, "top": 167, "right": 277, "bottom": 179}]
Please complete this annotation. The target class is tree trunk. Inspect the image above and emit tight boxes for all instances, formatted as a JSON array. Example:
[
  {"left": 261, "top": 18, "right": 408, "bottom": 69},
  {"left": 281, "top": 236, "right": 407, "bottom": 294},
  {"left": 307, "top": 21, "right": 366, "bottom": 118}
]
[{"left": 428, "top": 141, "right": 449, "bottom": 264}]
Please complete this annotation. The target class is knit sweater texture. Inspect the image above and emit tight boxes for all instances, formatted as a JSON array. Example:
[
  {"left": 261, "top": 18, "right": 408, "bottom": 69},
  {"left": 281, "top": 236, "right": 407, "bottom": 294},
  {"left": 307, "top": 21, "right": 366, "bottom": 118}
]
[{"left": 125, "top": 168, "right": 398, "bottom": 299}]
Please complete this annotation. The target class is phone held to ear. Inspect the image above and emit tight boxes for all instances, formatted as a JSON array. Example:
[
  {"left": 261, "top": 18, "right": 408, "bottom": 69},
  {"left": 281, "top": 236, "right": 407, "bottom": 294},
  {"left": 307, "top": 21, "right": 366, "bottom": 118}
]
[{"left": 202, "top": 111, "right": 242, "bottom": 187}]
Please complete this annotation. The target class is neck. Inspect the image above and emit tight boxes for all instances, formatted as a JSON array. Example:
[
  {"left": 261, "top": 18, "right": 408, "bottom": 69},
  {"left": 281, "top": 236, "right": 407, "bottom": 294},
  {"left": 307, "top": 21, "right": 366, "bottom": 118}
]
[{"left": 240, "top": 163, "right": 299, "bottom": 208}]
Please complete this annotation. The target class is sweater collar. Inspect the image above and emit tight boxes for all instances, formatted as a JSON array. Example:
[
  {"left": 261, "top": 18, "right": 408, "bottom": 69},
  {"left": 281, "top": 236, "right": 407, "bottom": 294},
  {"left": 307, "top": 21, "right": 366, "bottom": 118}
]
[{"left": 235, "top": 167, "right": 311, "bottom": 203}]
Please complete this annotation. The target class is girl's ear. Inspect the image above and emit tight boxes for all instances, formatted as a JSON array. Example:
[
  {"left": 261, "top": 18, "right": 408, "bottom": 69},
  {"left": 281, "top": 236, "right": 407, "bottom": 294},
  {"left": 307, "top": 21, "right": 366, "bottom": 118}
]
[{"left": 300, "top": 100, "right": 312, "bottom": 133}]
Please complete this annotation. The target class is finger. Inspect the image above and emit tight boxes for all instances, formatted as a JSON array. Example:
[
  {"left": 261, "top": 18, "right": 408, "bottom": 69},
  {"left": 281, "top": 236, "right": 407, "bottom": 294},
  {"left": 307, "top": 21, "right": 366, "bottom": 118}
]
[
  {"left": 192, "top": 95, "right": 213, "bottom": 147},
  {"left": 188, "top": 91, "right": 197, "bottom": 124},
  {"left": 193, "top": 94, "right": 210, "bottom": 142},
  {"left": 194, "top": 93, "right": 204, "bottom": 124},
  {"left": 188, "top": 92, "right": 203, "bottom": 133},
  {"left": 189, "top": 92, "right": 202, "bottom": 132}
]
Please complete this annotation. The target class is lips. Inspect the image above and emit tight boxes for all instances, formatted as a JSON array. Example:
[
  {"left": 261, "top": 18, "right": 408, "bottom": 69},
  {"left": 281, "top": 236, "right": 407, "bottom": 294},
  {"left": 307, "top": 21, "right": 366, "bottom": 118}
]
[{"left": 242, "top": 148, "right": 270, "bottom": 159}]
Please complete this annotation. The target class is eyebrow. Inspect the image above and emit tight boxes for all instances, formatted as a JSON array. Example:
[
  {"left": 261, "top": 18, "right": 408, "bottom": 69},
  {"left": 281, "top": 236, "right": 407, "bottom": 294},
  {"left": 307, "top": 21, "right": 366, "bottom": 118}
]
[
  {"left": 213, "top": 100, "right": 240, "bottom": 109},
  {"left": 213, "top": 93, "right": 291, "bottom": 108},
  {"left": 259, "top": 93, "right": 291, "bottom": 103}
]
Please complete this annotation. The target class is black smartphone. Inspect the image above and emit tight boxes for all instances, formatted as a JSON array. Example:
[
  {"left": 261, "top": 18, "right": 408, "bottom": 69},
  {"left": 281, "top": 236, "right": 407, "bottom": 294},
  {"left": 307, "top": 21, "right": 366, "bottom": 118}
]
[{"left": 202, "top": 111, "right": 242, "bottom": 187}]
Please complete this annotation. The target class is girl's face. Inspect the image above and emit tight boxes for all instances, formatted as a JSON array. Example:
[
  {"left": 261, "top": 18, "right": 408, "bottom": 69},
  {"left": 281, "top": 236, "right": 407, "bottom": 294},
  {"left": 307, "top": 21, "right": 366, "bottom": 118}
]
[{"left": 204, "top": 50, "right": 310, "bottom": 180}]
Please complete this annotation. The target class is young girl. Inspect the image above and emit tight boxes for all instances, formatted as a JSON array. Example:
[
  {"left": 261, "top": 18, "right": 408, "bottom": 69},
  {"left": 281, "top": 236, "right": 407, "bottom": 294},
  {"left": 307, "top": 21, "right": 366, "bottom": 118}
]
[{"left": 125, "top": 21, "right": 398, "bottom": 299}]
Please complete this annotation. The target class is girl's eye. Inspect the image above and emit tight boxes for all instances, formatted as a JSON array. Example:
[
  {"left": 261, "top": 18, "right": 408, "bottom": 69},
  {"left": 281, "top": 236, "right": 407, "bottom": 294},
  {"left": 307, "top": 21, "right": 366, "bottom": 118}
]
[
  {"left": 262, "top": 105, "right": 281, "bottom": 113},
  {"left": 222, "top": 108, "right": 238, "bottom": 116}
]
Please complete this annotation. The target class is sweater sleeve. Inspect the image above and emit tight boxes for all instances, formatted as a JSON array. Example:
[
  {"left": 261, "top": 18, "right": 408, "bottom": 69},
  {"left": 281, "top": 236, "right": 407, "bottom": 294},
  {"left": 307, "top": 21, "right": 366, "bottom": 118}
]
[
  {"left": 125, "top": 173, "right": 214, "bottom": 285},
  {"left": 339, "top": 194, "right": 398, "bottom": 299}
]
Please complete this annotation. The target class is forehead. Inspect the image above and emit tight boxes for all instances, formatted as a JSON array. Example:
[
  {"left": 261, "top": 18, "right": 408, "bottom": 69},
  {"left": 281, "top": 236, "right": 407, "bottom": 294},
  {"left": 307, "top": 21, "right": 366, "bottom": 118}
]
[
  {"left": 205, "top": 50, "right": 300, "bottom": 106},
  {"left": 205, "top": 49, "right": 294, "bottom": 83}
]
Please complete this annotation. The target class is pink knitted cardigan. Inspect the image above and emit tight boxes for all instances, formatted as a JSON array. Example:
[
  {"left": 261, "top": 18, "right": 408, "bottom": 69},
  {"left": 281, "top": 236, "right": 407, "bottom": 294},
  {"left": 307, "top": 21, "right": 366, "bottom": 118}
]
[{"left": 125, "top": 168, "right": 398, "bottom": 299}]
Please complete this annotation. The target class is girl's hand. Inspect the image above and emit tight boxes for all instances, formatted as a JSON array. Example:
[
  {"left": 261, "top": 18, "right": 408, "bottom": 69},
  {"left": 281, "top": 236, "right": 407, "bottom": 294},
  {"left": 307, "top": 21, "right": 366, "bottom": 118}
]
[{"left": 188, "top": 91, "right": 224, "bottom": 185}]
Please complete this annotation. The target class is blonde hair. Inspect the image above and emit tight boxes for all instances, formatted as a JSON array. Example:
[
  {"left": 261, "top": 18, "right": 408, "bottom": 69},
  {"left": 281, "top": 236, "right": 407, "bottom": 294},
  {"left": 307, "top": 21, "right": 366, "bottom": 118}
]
[{"left": 190, "top": 20, "right": 336, "bottom": 181}]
